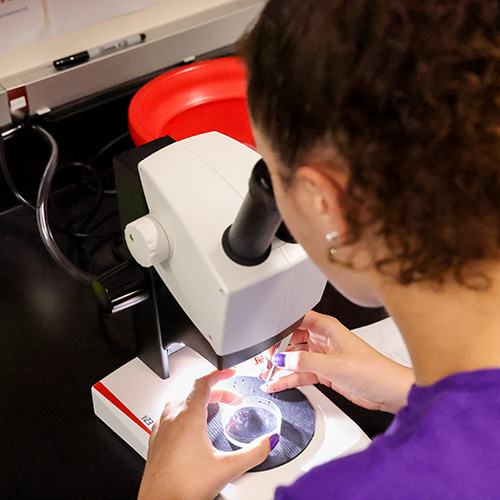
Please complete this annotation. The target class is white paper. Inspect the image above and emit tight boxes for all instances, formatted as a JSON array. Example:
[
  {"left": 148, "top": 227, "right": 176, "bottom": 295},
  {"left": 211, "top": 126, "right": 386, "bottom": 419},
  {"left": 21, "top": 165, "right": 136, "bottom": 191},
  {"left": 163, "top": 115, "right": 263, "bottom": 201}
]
[
  {"left": 0, "top": 0, "right": 47, "bottom": 55},
  {"left": 47, "top": 0, "right": 165, "bottom": 36},
  {"left": 353, "top": 317, "right": 412, "bottom": 367}
]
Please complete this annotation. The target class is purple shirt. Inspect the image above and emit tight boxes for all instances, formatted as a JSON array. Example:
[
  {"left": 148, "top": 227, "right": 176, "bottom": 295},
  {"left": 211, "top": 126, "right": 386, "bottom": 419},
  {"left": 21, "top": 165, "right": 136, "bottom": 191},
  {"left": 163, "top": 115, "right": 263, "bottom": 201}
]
[{"left": 275, "top": 369, "right": 500, "bottom": 499}]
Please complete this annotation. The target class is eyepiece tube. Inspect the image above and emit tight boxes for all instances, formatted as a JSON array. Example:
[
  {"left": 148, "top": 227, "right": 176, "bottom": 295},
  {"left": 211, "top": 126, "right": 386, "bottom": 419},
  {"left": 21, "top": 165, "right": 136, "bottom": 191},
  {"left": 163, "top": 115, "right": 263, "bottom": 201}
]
[{"left": 222, "top": 159, "right": 282, "bottom": 266}]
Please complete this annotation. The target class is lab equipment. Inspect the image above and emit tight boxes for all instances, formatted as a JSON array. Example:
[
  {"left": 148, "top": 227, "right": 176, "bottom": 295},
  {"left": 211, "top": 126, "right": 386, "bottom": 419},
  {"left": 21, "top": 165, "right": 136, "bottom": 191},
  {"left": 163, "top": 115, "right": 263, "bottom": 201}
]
[
  {"left": 92, "top": 132, "right": 370, "bottom": 499},
  {"left": 208, "top": 374, "right": 316, "bottom": 473},
  {"left": 108, "top": 131, "right": 326, "bottom": 373}
]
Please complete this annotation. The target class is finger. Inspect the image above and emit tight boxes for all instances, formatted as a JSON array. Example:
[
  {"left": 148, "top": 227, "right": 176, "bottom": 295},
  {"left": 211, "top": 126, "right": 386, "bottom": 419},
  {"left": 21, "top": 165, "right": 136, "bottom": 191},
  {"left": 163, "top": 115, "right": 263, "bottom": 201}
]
[
  {"left": 264, "top": 372, "right": 318, "bottom": 393},
  {"left": 159, "top": 400, "right": 179, "bottom": 420},
  {"left": 208, "top": 367, "right": 236, "bottom": 386},
  {"left": 259, "top": 342, "right": 308, "bottom": 380},
  {"left": 263, "top": 348, "right": 329, "bottom": 384},
  {"left": 287, "top": 342, "right": 309, "bottom": 352},
  {"left": 259, "top": 366, "right": 278, "bottom": 382},
  {"left": 259, "top": 365, "right": 293, "bottom": 381},
  {"left": 273, "top": 350, "right": 334, "bottom": 377},
  {"left": 288, "top": 328, "right": 311, "bottom": 345},
  {"left": 210, "top": 389, "right": 243, "bottom": 405},
  {"left": 300, "top": 310, "right": 349, "bottom": 341},
  {"left": 148, "top": 419, "right": 160, "bottom": 447},
  {"left": 299, "top": 310, "right": 325, "bottom": 330},
  {"left": 186, "top": 368, "right": 236, "bottom": 409},
  {"left": 219, "top": 433, "right": 276, "bottom": 479}
]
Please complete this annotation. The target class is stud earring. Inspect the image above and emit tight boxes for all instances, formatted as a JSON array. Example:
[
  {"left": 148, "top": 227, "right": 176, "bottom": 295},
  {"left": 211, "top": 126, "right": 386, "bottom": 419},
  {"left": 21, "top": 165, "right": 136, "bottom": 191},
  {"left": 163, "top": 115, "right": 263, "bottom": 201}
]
[{"left": 326, "top": 231, "right": 340, "bottom": 261}]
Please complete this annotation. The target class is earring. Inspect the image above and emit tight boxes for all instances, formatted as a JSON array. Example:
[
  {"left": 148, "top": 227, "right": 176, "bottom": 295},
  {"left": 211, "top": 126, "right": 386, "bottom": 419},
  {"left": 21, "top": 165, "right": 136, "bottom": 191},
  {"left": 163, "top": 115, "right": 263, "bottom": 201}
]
[{"left": 326, "top": 231, "right": 340, "bottom": 261}]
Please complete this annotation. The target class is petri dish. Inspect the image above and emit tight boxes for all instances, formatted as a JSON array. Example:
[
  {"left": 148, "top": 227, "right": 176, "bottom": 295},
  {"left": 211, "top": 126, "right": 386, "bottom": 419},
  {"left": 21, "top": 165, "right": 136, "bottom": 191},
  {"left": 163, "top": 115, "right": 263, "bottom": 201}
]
[{"left": 223, "top": 396, "right": 281, "bottom": 448}]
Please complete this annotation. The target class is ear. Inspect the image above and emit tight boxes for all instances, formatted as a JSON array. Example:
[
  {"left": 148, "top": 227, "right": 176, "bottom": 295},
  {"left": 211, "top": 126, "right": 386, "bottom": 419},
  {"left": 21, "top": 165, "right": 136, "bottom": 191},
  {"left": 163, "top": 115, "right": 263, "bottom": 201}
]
[{"left": 295, "top": 166, "right": 349, "bottom": 237}]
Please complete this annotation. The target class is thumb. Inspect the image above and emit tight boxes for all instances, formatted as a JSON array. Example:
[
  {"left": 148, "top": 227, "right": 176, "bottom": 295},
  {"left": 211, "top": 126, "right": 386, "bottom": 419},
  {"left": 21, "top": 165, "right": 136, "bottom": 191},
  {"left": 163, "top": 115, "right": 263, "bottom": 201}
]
[{"left": 221, "top": 433, "right": 279, "bottom": 478}]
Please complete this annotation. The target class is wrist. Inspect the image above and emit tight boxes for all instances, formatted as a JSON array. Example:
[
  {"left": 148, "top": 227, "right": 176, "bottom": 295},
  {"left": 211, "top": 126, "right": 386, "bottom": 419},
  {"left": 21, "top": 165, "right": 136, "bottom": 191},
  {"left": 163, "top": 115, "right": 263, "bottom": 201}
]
[{"left": 380, "top": 365, "right": 415, "bottom": 414}]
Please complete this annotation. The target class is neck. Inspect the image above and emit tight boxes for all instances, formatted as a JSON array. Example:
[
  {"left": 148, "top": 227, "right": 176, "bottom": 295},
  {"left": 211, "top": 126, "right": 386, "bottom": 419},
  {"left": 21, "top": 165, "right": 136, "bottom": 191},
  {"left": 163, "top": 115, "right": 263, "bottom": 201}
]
[{"left": 381, "top": 263, "right": 500, "bottom": 386}]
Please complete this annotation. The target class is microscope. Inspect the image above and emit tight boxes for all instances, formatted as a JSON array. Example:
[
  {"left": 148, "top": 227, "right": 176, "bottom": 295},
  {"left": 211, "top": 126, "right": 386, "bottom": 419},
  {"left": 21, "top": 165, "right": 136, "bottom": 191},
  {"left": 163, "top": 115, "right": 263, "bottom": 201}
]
[{"left": 92, "top": 132, "right": 369, "bottom": 499}]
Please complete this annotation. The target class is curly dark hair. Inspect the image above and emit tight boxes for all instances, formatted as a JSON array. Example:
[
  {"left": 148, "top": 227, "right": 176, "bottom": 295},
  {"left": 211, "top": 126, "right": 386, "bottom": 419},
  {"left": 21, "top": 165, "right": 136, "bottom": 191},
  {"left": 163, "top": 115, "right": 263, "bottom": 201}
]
[{"left": 240, "top": 0, "right": 500, "bottom": 287}]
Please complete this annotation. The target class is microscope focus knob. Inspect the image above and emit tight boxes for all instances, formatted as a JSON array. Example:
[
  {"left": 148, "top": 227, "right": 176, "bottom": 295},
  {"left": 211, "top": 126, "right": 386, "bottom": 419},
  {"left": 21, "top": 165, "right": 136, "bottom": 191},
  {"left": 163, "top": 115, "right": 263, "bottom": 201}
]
[{"left": 125, "top": 215, "right": 172, "bottom": 267}]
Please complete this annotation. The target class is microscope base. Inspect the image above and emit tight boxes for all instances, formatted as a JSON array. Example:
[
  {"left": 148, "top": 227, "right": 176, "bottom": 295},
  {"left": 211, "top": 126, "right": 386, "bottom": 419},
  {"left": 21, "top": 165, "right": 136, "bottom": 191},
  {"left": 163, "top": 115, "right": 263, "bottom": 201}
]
[{"left": 92, "top": 348, "right": 370, "bottom": 500}]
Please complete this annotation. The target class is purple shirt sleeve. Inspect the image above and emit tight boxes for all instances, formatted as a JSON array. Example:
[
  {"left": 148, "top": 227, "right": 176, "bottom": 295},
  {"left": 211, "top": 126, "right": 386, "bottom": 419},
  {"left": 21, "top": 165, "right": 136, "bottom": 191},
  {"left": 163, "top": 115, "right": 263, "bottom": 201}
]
[{"left": 274, "top": 369, "right": 500, "bottom": 499}]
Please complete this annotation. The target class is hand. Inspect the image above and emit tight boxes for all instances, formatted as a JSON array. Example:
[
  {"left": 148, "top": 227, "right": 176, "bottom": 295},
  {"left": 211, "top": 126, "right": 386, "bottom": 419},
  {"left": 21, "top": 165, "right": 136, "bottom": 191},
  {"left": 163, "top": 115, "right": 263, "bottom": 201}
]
[
  {"left": 262, "top": 311, "right": 414, "bottom": 413},
  {"left": 138, "top": 368, "right": 276, "bottom": 500}
]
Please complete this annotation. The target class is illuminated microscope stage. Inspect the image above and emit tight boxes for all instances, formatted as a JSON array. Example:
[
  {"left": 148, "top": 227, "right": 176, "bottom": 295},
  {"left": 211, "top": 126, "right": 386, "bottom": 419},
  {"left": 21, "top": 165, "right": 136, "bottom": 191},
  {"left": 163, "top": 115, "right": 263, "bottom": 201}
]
[{"left": 92, "top": 348, "right": 370, "bottom": 500}]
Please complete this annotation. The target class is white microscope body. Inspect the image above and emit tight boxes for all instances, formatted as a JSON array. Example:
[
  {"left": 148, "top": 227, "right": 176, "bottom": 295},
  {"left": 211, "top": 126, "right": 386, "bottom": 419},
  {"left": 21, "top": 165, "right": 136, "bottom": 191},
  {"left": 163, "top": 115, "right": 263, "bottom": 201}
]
[
  {"left": 124, "top": 132, "right": 326, "bottom": 365},
  {"left": 92, "top": 133, "right": 370, "bottom": 500}
]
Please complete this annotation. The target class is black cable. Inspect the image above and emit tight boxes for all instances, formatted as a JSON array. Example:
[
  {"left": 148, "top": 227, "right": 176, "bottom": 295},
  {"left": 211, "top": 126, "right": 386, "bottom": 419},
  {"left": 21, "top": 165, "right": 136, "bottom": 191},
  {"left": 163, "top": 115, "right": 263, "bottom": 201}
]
[
  {"left": 51, "top": 161, "right": 104, "bottom": 230},
  {"left": 71, "top": 210, "right": 121, "bottom": 239},
  {"left": 87, "top": 131, "right": 131, "bottom": 195},
  {"left": 0, "top": 128, "right": 35, "bottom": 210},
  {"left": 88, "top": 130, "right": 130, "bottom": 165},
  {"left": 1, "top": 124, "right": 130, "bottom": 284}
]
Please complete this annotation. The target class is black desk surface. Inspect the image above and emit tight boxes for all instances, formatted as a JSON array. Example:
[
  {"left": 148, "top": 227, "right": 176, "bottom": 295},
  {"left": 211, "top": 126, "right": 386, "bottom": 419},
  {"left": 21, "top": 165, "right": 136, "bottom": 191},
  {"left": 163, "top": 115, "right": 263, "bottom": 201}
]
[{"left": 0, "top": 206, "right": 144, "bottom": 500}]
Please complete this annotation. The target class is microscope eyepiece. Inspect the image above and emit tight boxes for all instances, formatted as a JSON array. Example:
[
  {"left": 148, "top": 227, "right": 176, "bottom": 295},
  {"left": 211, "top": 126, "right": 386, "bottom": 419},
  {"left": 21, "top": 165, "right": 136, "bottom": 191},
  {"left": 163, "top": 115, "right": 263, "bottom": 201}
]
[{"left": 222, "top": 159, "right": 288, "bottom": 266}]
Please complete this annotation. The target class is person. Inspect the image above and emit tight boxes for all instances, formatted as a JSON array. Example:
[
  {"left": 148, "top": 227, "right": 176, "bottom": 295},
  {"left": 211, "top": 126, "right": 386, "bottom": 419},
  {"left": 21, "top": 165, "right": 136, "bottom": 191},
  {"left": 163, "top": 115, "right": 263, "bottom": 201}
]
[{"left": 138, "top": 0, "right": 500, "bottom": 498}]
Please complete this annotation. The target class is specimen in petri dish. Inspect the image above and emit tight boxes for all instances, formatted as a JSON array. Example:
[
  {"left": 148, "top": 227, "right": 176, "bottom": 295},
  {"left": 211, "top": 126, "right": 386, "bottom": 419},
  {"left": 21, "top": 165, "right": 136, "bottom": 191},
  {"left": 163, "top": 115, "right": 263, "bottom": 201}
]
[{"left": 223, "top": 397, "right": 281, "bottom": 447}]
